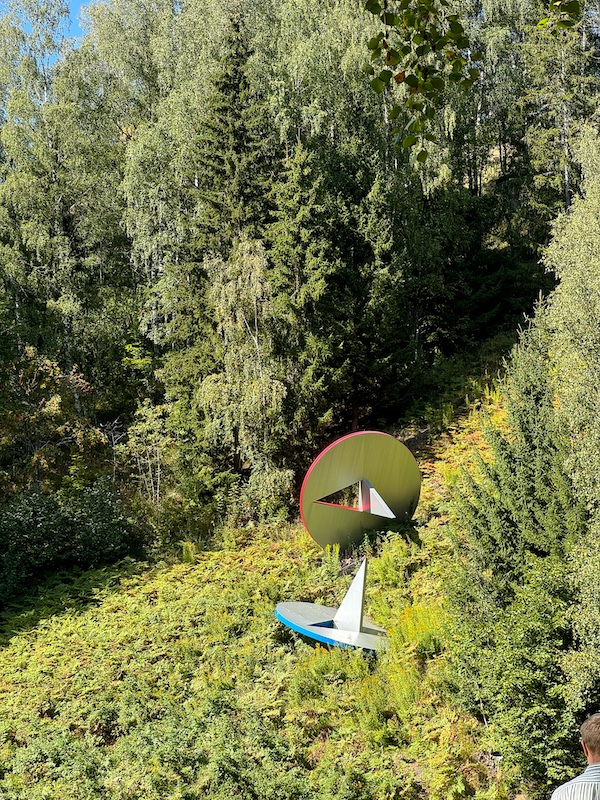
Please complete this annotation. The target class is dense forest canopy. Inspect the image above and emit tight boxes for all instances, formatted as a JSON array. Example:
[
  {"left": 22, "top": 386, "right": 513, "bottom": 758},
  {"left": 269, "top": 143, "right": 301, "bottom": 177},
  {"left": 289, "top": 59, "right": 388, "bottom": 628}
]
[
  {"left": 0, "top": 0, "right": 579, "bottom": 512},
  {"left": 2, "top": 0, "right": 600, "bottom": 796}
]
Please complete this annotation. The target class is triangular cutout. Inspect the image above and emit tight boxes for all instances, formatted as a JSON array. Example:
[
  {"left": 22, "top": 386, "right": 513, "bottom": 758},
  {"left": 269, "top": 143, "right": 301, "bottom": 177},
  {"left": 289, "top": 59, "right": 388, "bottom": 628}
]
[
  {"left": 315, "top": 479, "right": 396, "bottom": 519},
  {"left": 315, "top": 481, "right": 361, "bottom": 510}
]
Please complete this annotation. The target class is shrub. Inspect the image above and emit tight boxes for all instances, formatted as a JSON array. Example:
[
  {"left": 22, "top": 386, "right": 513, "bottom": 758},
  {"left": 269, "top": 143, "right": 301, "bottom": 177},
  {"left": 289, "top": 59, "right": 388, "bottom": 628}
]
[{"left": 0, "top": 480, "right": 140, "bottom": 605}]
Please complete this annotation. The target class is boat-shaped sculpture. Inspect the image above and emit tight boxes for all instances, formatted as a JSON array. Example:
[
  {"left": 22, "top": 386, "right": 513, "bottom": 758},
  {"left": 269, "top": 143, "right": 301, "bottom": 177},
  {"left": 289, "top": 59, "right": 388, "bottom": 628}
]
[{"left": 275, "top": 431, "right": 421, "bottom": 653}]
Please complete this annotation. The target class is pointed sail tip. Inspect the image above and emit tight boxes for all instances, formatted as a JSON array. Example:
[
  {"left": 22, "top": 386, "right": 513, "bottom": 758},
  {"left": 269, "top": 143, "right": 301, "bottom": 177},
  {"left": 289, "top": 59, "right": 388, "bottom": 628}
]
[{"left": 333, "top": 557, "right": 367, "bottom": 633}]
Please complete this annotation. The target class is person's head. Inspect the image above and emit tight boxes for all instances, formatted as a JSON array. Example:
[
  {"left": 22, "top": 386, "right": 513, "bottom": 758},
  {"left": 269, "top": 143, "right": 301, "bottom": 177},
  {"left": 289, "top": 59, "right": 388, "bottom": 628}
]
[{"left": 581, "top": 714, "right": 600, "bottom": 763}]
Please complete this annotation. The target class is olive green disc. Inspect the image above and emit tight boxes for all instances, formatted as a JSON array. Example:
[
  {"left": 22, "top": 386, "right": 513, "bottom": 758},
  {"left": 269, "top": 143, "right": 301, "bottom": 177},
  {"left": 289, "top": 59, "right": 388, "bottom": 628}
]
[{"left": 300, "top": 431, "right": 421, "bottom": 550}]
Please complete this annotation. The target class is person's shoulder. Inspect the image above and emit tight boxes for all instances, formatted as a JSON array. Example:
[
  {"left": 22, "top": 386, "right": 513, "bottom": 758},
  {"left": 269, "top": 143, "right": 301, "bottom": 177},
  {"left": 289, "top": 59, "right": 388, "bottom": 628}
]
[
  {"left": 551, "top": 766, "right": 600, "bottom": 800},
  {"left": 551, "top": 778, "right": 576, "bottom": 800}
]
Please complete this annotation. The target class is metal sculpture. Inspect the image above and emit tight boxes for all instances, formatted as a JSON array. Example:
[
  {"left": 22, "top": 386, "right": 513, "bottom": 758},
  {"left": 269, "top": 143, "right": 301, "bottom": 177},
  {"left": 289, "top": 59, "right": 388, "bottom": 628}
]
[
  {"left": 300, "top": 431, "right": 421, "bottom": 550},
  {"left": 275, "top": 431, "right": 421, "bottom": 653}
]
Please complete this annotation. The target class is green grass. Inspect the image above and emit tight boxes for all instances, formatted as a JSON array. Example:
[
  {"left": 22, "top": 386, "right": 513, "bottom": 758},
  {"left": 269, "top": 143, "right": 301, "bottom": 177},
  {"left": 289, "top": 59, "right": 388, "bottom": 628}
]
[{"left": 0, "top": 415, "right": 511, "bottom": 799}]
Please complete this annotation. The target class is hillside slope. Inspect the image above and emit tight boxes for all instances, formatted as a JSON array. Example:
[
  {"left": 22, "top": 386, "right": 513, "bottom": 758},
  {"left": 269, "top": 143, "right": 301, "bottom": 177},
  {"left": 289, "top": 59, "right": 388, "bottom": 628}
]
[{"left": 0, "top": 408, "right": 508, "bottom": 800}]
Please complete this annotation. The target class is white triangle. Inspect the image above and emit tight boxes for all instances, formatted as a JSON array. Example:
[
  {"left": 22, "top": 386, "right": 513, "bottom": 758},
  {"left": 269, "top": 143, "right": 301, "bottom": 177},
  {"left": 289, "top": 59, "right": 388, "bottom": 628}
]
[
  {"left": 358, "top": 479, "right": 395, "bottom": 519},
  {"left": 333, "top": 558, "right": 367, "bottom": 633}
]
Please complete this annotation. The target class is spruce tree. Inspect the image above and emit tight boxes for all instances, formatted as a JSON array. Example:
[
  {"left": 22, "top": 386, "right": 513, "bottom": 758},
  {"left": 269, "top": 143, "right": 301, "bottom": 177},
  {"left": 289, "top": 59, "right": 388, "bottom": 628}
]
[
  {"left": 266, "top": 143, "right": 338, "bottom": 458},
  {"left": 544, "top": 128, "right": 600, "bottom": 722},
  {"left": 448, "top": 317, "right": 585, "bottom": 791},
  {"left": 143, "top": 14, "right": 281, "bottom": 496}
]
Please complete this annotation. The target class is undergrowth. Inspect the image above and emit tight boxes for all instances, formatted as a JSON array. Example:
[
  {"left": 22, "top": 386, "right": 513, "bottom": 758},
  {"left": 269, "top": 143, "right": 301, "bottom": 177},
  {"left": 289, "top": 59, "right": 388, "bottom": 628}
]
[{"left": 0, "top": 397, "right": 512, "bottom": 800}]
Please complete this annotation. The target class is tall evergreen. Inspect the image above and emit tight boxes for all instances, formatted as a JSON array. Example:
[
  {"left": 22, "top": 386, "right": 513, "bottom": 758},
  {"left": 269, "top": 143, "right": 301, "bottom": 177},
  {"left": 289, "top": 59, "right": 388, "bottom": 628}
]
[
  {"left": 544, "top": 128, "right": 600, "bottom": 719},
  {"left": 140, "top": 15, "right": 282, "bottom": 498},
  {"left": 448, "top": 318, "right": 586, "bottom": 792},
  {"left": 266, "top": 143, "right": 340, "bottom": 457}
]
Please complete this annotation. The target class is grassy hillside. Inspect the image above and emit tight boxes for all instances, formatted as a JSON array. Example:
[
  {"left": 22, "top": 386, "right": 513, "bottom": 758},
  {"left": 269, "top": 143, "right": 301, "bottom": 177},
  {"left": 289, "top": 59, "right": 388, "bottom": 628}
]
[{"left": 0, "top": 398, "right": 510, "bottom": 800}]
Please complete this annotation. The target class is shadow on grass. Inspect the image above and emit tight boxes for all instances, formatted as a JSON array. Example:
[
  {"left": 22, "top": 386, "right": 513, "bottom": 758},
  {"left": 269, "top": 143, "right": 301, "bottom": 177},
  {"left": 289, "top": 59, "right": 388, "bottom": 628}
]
[
  {"left": 387, "top": 329, "right": 518, "bottom": 448},
  {"left": 0, "top": 558, "right": 149, "bottom": 647}
]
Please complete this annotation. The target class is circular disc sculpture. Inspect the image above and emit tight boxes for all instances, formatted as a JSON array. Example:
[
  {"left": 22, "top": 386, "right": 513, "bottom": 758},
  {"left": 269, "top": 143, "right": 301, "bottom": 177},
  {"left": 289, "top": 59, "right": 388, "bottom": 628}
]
[{"left": 276, "top": 431, "right": 421, "bottom": 653}]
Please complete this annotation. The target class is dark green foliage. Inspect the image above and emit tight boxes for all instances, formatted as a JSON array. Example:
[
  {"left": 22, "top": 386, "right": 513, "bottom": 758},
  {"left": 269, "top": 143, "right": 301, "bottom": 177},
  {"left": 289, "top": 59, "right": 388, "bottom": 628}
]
[
  {"left": 543, "top": 130, "right": 600, "bottom": 729},
  {"left": 267, "top": 142, "right": 384, "bottom": 438},
  {"left": 0, "top": 2, "right": 598, "bottom": 793},
  {"left": 209, "top": 20, "right": 277, "bottom": 245},
  {"left": 0, "top": 481, "right": 140, "bottom": 605},
  {"left": 447, "top": 319, "right": 587, "bottom": 793},
  {"left": 453, "top": 319, "right": 582, "bottom": 578}
]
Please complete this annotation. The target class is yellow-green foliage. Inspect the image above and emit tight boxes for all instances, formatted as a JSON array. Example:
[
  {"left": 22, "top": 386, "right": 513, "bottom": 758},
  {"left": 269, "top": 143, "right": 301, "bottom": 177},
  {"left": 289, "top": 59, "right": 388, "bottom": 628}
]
[{"left": 0, "top": 418, "right": 512, "bottom": 800}]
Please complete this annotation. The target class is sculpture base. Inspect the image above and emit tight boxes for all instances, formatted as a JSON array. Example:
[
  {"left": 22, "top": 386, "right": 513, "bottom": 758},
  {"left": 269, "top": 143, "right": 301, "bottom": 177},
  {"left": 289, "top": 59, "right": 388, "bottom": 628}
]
[{"left": 275, "top": 601, "right": 388, "bottom": 653}]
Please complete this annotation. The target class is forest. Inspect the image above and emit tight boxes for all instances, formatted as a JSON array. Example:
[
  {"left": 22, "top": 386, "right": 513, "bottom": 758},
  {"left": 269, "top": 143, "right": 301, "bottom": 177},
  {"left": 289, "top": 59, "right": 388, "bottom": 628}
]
[{"left": 1, "top": 0, "right": 600, "bottom": 796}]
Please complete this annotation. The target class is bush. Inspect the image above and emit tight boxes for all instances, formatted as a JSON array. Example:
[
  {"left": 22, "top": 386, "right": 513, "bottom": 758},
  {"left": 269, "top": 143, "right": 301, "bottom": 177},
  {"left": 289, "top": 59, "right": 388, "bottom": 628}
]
[{"left": 0, "top": 480, "right": 141, "bottom": 605}]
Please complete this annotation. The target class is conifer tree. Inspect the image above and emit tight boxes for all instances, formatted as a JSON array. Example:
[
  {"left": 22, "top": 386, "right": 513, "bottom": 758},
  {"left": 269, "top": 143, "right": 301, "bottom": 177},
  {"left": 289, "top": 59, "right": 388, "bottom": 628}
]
[
  {"left": 266, "top": 143, "right": 338, "bottom": 456},
  {"left": 134, "top": 14, "right": 282, "bottom": 498},
  {"left": 268, "top": 141, "right": 386, "bottom": 435},
  {"left": 544, "top": 129, "right": 600, "bottom": 720},
  {"left": 448, "top": 318, "right": 585, "bottom": 790}
]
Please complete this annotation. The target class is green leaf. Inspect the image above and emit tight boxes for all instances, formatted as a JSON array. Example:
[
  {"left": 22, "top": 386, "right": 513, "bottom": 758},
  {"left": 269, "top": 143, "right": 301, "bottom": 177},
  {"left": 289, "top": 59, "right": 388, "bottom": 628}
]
[
  {"left": 430, "top": 76, "right": 444, "bottom": 89},
  {"left": 402, "top": 134, "right": 418, "bottom": 148},
  {"left": 407, "top": 117, "right": 425, "bottom": 132},
  {"left": 537, "top": 16, "right": 550, "bottom": 26},
  {"left": 386, "top": 49, "right": 401, "bottom": 66},
  {"left": 383, "top": 12, "right": 401, "bottom": 25},
  {"left": 424, "top": 132, "right": 438, "bottom": 142},
  {"left": 389, "top": 104, "right": 402, "bottom": 120},
  {"left": 556, "top": 17, "right": 576, "bottom": 26},
  {"left": 364, "top": 0, "right": 382, "bottom": 13},
  {"left": 404, "top": 73, "right": 419, "bottom": 88},
  {"left": 370, "top": 77, "right": 386, "bottom": 93},
  {"left": 380, "top": 69, "right": 393, "bottom": 84},
  {"left": 416, "top": 149, "right": 429, "bottom": 162},
  {"left": 368, "top": 33, "right": 385, "bottom": 49},
  {"left": 362, "top": 62, "right": 375, "bottom": 75},
  {"left": 469, "top": 68, "right": 479, "bottom": 80}
]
